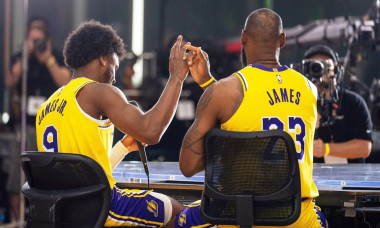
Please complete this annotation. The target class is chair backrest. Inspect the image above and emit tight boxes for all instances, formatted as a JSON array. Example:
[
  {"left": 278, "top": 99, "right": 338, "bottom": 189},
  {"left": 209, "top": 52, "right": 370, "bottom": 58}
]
[
  {"left": 20, "top": 152, "right": 111, "bottom": 228},
  {"left": 200, "top": 129, "right": 301, "bottom": 227}
]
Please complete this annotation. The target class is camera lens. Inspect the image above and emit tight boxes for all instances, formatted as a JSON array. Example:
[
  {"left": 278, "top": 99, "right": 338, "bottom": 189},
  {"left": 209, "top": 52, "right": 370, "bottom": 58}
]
[
  {"left": 311, "top": 63, "right": 322, "bottom": 73},
  {"left": 33, "top": 38, "right": 47, "bottom": 53},
  {"left": 310, "top": 61, "right": 324, "bottom": 78}
]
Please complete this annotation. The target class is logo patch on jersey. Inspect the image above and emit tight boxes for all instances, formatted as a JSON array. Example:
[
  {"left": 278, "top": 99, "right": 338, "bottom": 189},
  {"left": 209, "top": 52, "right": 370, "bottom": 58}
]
[
  {"left": 146, "top": 200, "right": 159, "bottom": 217},
  {"left": 276, "top": 74, "right": 282, "bottom": 84},
  {"left": 178, "top": 212, "right": 186, "bottom": 226}
]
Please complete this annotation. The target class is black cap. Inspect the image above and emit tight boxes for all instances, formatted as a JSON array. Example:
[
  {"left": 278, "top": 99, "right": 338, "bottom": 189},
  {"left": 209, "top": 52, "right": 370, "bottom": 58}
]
[{"left": 303, "top": 45, "right": 339, "bottom": 63}]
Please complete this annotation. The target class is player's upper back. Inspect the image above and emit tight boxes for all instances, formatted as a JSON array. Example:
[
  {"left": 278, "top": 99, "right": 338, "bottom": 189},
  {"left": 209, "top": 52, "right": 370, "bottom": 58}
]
[
  {"left": 35, "top": 77, "right": 115, "bottom": 186},
  {"left": 220, "top": 64, "right": 319, "bottom": 198},
  {"left": 36, "top": 77, "right": 98, "bottom": 137},
  {"left": 221, "top": 64, "right": 318, "bottom": 132}
]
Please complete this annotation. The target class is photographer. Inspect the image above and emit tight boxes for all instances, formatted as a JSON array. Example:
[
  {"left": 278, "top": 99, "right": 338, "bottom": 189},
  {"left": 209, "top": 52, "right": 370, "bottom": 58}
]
[
  {"left": 4, "top": 17, "right": 70, "bottom": 222},
  {"left": 5, "top": 17, "right": 71, "bottom": 132},
  {"left": 5, "top": 17, "right": 71, "bottom": 147},
  {"left": 303, "top": 45, "right": 372, "bottom": 163}
]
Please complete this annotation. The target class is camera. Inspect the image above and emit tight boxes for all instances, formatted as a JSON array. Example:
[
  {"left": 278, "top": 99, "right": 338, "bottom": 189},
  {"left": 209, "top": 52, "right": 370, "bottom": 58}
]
[
  {"left": 301, "top": 59, "right": 332, "bottom": 82},
  {"left": 317, "top": 98, "right": 339, "bottom": 128},
  {"left": 33, "top": 38, "right": 47, "bottom": 53}
]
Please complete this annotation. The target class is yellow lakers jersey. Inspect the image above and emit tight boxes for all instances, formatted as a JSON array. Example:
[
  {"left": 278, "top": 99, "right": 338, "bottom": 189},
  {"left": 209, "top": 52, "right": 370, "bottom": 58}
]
[
  {"left": 221, "top": 64, "right": 319, "bottom": 199},
  {"left": 36, "top": 77, "right": 116, "bottom": 188}
]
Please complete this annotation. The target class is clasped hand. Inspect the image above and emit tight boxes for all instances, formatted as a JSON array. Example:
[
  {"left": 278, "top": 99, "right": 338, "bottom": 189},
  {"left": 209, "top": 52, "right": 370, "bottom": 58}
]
[
  {"left": 183, "top": 43, "right": 212, "bottom": 85},
  {"left": 124, "top": 36, "right": 213, "bottom": 151},
  {"left": 168, "top": 35, "right": 212, "bottom": 85}
]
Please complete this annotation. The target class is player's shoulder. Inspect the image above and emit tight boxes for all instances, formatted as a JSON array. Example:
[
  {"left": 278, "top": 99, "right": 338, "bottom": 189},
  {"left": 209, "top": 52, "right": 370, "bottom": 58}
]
[
  {"left": 213, "top": 74, "right": 241, "bottom": 91},
  {"left": 77, "top": 82, "right": 124, "bottom": 102},
  {"left": 217, "top": 74, "right": 240, "bottom": 85},
  {"left": 207, "top": 74, "right": 243, "bottom": 102}
]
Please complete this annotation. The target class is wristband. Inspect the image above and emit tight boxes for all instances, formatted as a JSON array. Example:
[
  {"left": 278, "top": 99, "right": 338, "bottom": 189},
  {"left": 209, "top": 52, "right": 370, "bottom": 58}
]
[
  {"left": 324, "top": 143, "right": 330, "bottom": 156},
  {"left": 199, "top": 76, "right": 215, "bottom": 88},
  {"left": 110, "top": 140, "right": 130, "bottom": 169},
  {"left": 45, "top": 56, "right": 56, "bottom": 67}
]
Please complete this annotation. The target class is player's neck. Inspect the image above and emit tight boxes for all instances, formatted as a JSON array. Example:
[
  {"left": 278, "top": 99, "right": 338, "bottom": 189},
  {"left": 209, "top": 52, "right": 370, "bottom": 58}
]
[
  {"left": 247, "top": 51, "right": 281, "bottom": 69},
  {"left": 73, "top": 63, "right": 102, "bottom": 82},
  {"left": 249, "top": 59, "right": 281, "bottom": 69}
]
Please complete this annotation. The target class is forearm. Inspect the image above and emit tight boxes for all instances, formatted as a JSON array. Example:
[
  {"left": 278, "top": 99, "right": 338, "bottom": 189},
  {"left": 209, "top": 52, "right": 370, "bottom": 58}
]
[
  {"left": 46, "top": 56, "right": 71, "bottom": 86},
  {"left": 110, "top": 141, "right": 130, "bottom": 170},
  {"left": 179, "top": 122, "right": 207, "bottom": 177},
  {"left": 179, "top": 149, "right": 205, "bottom": 178},
  {"left": 5, "top": 72, "right": 17, "bottom": 88},
  {"left": 328, "top": 139, "right": 372, "bottom": 158},
  {"left": 5, "top": 61, "right": 22, "bottom": 88},
  {"left": 143, "top": 76, "right": 184, "bottom": 144}
]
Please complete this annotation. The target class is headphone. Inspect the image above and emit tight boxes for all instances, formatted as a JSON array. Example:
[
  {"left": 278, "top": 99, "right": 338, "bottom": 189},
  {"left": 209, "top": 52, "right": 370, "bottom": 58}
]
[{"left": 303, "top": 45, "right": 343, "bottom": 82}]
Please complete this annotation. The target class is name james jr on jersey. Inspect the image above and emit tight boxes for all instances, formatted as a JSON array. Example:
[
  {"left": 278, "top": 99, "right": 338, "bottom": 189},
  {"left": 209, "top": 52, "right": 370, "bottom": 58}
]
[{"left": 37, "top": 98, "right": 67, "bottom": 125}]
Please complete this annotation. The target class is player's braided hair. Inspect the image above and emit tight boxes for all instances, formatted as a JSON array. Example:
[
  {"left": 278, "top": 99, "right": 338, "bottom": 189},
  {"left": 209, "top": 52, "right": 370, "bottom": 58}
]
[{"left": 63, "top": 20, "right": 126, "bottom": 69}]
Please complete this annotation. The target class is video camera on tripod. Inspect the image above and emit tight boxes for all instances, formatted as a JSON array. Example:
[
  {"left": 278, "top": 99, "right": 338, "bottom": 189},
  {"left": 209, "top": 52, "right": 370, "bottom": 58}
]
[
  {"left": 302, "top": 45, "right": 342, "bottom": 128},
  {"left": 302, "top": 59, "right": 333, "bottom": 83}
]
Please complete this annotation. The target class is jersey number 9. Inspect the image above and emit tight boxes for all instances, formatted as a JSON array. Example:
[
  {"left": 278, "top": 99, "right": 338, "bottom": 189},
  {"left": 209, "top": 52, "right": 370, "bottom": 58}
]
[{"left": 43, "top": 125, "right": 58, "bottom": 152}]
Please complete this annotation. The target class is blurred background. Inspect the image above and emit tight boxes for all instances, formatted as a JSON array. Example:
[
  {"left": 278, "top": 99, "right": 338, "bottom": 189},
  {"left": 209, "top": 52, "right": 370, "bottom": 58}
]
[
  {"left": 1, "top": 0, "right": 380, "bottom": 159},
  {"left": 1, "top": 0, "right": 380, "bottom": 225}
]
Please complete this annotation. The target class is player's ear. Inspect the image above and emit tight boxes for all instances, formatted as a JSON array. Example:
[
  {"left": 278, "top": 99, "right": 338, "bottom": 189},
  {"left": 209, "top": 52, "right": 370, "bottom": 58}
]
[
  {"left": 279, "top": 32, "right": 286, "bottom": 49},
  {"left": 241, "top": 29, "right": 247, "bottom": 45},
  {"left": 99, "top": 56, "right": 106, "bottom": 66}
]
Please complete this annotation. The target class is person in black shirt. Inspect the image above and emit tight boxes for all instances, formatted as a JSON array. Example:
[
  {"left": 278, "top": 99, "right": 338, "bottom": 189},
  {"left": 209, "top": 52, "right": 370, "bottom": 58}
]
[
  {"left": 6, "top": 17, "right": 71, "bottom": 130},
  {"left": 4, "top": 17, "right": 71, "bottom": 222},
  {"left": 303, "top": 45, "right": 372, "bottom": 163}
]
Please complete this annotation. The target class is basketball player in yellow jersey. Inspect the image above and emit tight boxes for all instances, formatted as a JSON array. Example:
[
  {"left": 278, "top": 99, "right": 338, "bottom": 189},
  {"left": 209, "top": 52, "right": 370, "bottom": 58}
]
[
  {"left": 36, "top": 20, "right": 188, "bottom": 227},
  {"left": 173, "top": 9, "right": 328, "bottom": 228}
]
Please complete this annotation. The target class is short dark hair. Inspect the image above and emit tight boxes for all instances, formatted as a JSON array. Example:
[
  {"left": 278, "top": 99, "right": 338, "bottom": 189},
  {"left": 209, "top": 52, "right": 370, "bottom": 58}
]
[
  {"left": 245, "top": 8, "right": 283, "bottom": 44},
  {"left": 63, "top": 20, "right": 126, "bottom": 69}
]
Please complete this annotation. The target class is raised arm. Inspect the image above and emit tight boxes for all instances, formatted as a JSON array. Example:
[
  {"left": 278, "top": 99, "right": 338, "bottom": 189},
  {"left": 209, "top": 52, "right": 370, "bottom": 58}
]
[
  {"left": 35, "top": 39, "right": 71, "bottom": 86},
  {"left": 185, "top": 45, "right": 214, "bottom": 90},
  {"left": 90, "top": 36, "right": 189, "bottom": 145},
  {"left": 179, "top": 44, "right": 245, "bottom": 177},
  {"left": 6, "top": 39, "right": 71, "bottom": 88}
]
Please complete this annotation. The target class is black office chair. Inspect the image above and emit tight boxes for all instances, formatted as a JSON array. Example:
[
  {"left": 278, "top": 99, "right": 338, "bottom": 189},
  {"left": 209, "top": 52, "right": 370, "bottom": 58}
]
[
  {"left": 200, "top": 129, "right": 301, "bottom": 227},
  {"left": 21, "top": 152, "right": 111, "bottom": 228}
]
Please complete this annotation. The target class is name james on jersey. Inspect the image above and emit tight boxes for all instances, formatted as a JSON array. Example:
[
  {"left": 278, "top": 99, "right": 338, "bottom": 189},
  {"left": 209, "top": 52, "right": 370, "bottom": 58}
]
[{"left": 267, "top": 87, "right": 301, "bottom": 105}]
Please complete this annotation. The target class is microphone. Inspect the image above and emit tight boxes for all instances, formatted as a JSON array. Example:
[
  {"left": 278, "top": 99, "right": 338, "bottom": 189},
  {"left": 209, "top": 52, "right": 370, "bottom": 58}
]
[
  {"left": 129, "top": 100, "right": 150, "bottom": 189},
  {"left": 137, "top": 140, "right": 150, "bottom": 188}
]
